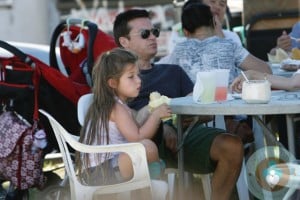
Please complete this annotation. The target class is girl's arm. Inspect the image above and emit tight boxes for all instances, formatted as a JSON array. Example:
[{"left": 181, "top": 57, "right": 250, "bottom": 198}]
[{"left": 112, "top": 102, "right": 171, "bottom": 142}]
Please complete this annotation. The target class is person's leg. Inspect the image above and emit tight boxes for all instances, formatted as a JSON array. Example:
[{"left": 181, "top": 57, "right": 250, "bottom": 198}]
[
  {"left": 183, "top": 124, "right": 243, "bottom": 200},
  {"left": 209, "top": 134, "right": 244, "bottom": 200},
  {"left": 118, "top": 139, "right": 159, "bottom": 179},
  {"left": 141, "top": 139, "right": 160, "bottom": 163},
  {"left": 224, "top": 115, "right": 254, "bottom": 144}
]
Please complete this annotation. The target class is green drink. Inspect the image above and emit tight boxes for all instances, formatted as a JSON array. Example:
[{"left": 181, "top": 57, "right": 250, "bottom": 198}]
[{"left": 195, "top": 71, "right": 216, "bottom": 103}]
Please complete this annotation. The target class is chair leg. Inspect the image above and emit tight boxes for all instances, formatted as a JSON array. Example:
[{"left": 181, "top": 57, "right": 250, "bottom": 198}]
[
  {"left": 165, "top": 168, "right": 178, "bottom": 200},
  {"left": 165, "top": 168, "right": 213, "bottom": 200},
  {"left": 167, "top": 173, "right": 176, "bottom": 200},
  {"left": 151, "top": 180, "right": 169, "bottom": 200},
  {"left": 236, "top": 158, "right": 250, "bottom": 200},
  {"left": 200, "top": 174, "right": 212, "bottom": 200}
]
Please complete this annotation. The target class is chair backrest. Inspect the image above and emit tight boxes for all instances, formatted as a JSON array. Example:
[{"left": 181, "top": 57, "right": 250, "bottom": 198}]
[
  {"left": 77, "top": 93, "right": 93, "bottom": 126},
  {"left": 244, "top": 10, "right": 299, "bottom": 61},
  {"left": 243, "top": 0, "right": 298, "bottom": 27},
  {"left": 39, "top": 109, "right": 158, "bottom": 200},
  {"left": 243, "top": 0, "right": 299, "bottom": 61}
]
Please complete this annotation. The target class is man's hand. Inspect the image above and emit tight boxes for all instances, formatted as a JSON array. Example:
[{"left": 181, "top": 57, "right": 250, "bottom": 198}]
[
  {"left": 163, "top": 123, "right": 177, "bottom": 153},
  {"left": 277, "top": 30, "right": 292, "bottom": 51},
  {"left": 213, "top": 15, "right": 225, "bottom": 38}
]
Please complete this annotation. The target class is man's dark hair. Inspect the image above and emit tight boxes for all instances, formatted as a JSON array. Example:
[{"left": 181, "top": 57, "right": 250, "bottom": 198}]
[
  {"left": 181, "top": 2, "right": 214, "bottom": 34},
  {"left": 182, "top": 0, "right": 203, "bottom": 10},
  {"left": 113, "top": 9, "right": 150, "bottom": 47}
]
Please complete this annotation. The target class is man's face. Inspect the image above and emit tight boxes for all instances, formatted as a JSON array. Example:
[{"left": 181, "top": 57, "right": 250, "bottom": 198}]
[
  {"left": 123, "top": 17, "right": 158, "bottom": 60},
  {"left": 203, "top": 0, "right": 227, "bottom": 22}
]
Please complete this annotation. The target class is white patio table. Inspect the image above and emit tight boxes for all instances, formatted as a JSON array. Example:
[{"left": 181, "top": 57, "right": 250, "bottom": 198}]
[{"left": 170, "top": 90, "right": 300, "bottom": 199}]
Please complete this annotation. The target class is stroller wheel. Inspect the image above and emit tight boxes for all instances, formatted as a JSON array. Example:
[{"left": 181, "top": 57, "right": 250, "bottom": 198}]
[{"left": 37, "top": 185, "right": 69, "bottom": 200}]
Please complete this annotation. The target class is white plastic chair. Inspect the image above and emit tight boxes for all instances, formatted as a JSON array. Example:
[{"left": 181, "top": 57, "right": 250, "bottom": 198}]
[
  {"left": 77, "top": 93, "right": 93, "bottom": 126},
  {"left": 39, "top": 109, "right": 168, "bottom": 200}
]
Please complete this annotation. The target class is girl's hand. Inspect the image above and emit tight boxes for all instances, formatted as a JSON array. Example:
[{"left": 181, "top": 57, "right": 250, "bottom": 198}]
[
  {"left": 151, "top": 103, "right": 172, "bottom": 120},
  {"left": 231, "top": 70, "right": 263, "bottom": 93}
]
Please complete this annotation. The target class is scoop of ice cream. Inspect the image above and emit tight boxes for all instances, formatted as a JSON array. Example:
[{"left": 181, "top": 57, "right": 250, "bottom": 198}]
[
  {"left": 148, "top": 92, "right": 171, "bottom": 111},
  {"left": 149, "top": 91, "right": 161, "bottom": 101},
  {"left": 148, "top": 92, "right": 173, "bottom": 122}
]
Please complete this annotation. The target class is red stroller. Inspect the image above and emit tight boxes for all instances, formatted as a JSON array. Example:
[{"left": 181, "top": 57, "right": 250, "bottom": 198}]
[{"left": 0, "top": 18, "right": 116, "bottom": 199}]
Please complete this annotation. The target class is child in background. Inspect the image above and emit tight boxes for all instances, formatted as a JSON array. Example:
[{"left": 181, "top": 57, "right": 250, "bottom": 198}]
[{"left": 77, "top": 48, "right": 171, "bottom": 185}]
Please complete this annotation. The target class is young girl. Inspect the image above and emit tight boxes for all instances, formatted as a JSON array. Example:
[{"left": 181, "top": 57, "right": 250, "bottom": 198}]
[{"left": 77, "top": 48, "right": 171, "bottom": 185}]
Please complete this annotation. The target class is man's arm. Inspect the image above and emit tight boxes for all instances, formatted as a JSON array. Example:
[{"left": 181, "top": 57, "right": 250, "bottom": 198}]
[{"left": 240, "top": 54, "right": 272, "bottom": 74}]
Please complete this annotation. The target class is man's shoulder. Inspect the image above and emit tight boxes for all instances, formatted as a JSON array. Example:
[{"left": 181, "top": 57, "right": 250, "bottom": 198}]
[{"left": 153, "top": 63, "right": 183, "bottom": 71}]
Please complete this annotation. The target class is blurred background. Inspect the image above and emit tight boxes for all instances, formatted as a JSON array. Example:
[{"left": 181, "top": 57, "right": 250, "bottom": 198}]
[
  {"left": 0, "top": 0, "right": 298, "bottom": 61},
  {"left": 0, "top": 0, "right": 243, "bottom": 57}
]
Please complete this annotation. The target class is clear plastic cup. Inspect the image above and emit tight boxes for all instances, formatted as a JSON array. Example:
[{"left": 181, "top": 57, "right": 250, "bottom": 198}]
[
  {"left": 194, "top": 71, "right": 216, "bottom": 103},
  {"left": 214, "top": 69, "right": 230, "bottom": 102}
]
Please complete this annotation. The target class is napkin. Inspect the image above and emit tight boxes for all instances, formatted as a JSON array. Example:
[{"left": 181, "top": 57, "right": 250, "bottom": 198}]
[{"left": 267, "top": 48, "right": 289, "bottom": 63}]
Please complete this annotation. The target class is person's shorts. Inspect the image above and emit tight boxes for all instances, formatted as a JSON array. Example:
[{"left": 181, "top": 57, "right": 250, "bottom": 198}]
[
  {"left": 159, "top": 123, "right": 224, "bottom": 174},
  {"left": 80, "top": 157, "right": 124, "bottom": 186}
]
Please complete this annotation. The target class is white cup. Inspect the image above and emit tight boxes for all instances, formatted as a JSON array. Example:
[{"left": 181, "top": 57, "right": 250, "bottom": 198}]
[{"left": 242, "top": 80, "right": 271, "bottom": 103}]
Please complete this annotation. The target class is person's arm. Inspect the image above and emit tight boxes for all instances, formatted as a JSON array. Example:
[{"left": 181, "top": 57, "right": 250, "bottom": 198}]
[
  {"left": 113, "top": 102, "right": 171, "bottom": 142},
  {"left": 240, "top": 54, "right": 273, "bottom": 74},
  {"left": 231, "top": 70, "right": 300, "bottom": 92}
]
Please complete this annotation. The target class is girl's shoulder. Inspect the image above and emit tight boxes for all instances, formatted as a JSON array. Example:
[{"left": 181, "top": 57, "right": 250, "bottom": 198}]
[
  {"left": 110, "top": 101, "right": 131, "bottom": 121},
  {"left": 114, "top": 101, "right": 132, "bottom": 114}
]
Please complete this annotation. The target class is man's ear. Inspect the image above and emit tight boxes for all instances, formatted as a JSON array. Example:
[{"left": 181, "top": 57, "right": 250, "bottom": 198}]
[
  {"left": 183, "top": 29, "right": 190, "bottom": 37},
  {"left": 108, "top": 78, "right": 117, "bottom": 89},
  {"left": 119, "top": 36, "right": 130, "bottom": 48}
]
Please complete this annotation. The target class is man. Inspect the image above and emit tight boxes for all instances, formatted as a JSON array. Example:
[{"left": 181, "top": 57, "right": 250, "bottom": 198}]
[
  {"left": 163, "top": 0, "right": 242, "bottom": 56},
  {"left": 163, "top": 2, "right": 272, "bottom": 84},
  {"left": 161, "top": 1, "right": 273, "bottom": 145},
  {"left": 113, "top": 9, "right": 244, "bottom": 200}
]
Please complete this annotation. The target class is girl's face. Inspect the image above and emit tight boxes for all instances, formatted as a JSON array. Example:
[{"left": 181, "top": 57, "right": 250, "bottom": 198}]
[
  {"left": 115, "top": 63, "right": 141, "bottom": 102},
  {"left": 203, "top": 0, "right": 227, "bottom": 22}
]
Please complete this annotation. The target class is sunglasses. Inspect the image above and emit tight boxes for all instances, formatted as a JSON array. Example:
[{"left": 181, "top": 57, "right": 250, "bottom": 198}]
[{"left": 136, "top": 28, "right": 160, "bottom": 39}]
